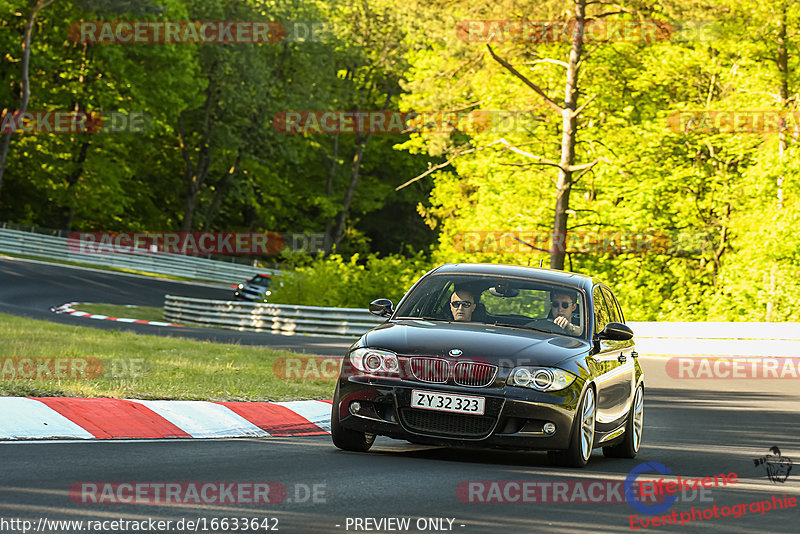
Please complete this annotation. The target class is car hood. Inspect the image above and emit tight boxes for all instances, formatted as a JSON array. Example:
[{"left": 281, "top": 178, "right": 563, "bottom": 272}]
[
  {"left": 243, "top": 283, "right": 268, "bottom": 290},
  {"left": 364, "top": 319, "right": 590, "bottom": 368}
]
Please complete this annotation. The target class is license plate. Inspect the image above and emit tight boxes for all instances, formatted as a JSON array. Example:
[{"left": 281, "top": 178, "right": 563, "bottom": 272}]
[{"left": 411, "top": 390, "right": 485, "bottom": 415}]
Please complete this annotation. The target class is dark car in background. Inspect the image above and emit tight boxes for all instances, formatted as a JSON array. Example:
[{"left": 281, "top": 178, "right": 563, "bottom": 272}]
[
  {"left": 234, "top": 274, "right": 272, "bottom": 301},
  {"left": 331, "top": 263, "right": 644, "bottom": 467}
]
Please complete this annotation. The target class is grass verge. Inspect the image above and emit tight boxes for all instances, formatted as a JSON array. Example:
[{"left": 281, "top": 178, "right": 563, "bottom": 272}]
[
  {"left": 77, "top": 303, "right": 166, "bottom": 323},
  {"left": 0, "top": 312, "right": 335, "bottom": 401}
]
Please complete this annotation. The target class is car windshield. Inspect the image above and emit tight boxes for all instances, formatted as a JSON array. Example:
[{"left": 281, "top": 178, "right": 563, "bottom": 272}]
[
  {"left": 249, "top": 275, "right": 270, "bottom": 286},
  {"left": 394, "top": 273, "right": 585, "bottom": 337}
]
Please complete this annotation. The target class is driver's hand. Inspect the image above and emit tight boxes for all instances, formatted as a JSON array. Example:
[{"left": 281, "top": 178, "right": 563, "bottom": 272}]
[{"left": 553, "top": 316, "right": 569, "bottom": 329}]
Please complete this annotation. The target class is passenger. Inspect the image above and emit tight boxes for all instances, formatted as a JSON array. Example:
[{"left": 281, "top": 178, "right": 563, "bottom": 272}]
[{"left": 550, "top": 290, "right": 581, "bottom": 335}]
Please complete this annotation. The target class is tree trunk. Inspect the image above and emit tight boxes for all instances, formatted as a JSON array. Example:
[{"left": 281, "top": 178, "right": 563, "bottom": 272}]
[
  {"left": 328, "top": 89, "right": 390, "bottom": 251},
  {"left": 331, "top": 133, "right": 370, "bottom": 248},
  {"left": 776, "top": 1, "right": 788, "bottom": 211},
  {"left": 202, "top": 148, "right": 241, "bottom": 231},
  {"left": 0, "top": 0, "right": 54, "bottom": 201},
  {"left": 178, "top": 89, "right": 213, "bottom": 233},
  {"left": 550, "top": 0, "right": 586, "bottom": 270},
  {"left": 486, "top": 0, "right": 592, "bottom": 271},
  {"left": 60, "top": 140, "right": 91, "bottom": 230},
  {"left": 768, "top": 1, "right": 788, "bottom": 321},
  {"left": 323, "top": 133, "right": 340, "bottom": 253}
]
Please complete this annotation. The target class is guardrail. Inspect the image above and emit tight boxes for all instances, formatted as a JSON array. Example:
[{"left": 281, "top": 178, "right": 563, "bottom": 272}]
[
  {"left": 0, "top": 226, "right": 275, "bottom": 283},
  {"left": 162, "top": 295, "right": 800, "bottom": 354},
  {"left": 164, "top": 295, "right": 384, "bottom": 337}
]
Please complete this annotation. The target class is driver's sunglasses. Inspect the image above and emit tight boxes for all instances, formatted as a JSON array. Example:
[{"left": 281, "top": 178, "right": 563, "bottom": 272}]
[
  {"left": 450, "top": 300, "right": 474, "bottom": 309},
  {"left": 551, "top": 301, "right": 572, "bottom": 308}
]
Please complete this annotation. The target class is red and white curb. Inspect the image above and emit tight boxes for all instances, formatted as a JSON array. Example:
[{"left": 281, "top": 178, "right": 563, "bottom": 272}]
[
  {"left": 50, "top": 302, "right": 183, "bottom": 327},
  {"left": 0, "top": 397, "right": 332, "bottom": 440}
]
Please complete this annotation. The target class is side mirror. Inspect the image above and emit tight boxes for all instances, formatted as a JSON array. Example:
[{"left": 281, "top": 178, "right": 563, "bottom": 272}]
[
  {"left": 598, "top": 322, "right": 633, "bottom": 341},
  {"left": 369, "top": 298, "right": 394, "bottom": 318}
]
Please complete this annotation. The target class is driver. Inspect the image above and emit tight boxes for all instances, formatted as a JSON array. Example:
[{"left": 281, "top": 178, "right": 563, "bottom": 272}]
[
  {"left": 450, "top": 287, "right": 477, "bottom": 322},
  {"left": 550, "top": 290, "right": 581, "bottom": 335}
]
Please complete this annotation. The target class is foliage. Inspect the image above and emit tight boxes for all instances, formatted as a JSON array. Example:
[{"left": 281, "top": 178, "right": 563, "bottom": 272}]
[
  {"left": 0, "top": 0, "right": 434, "bottom": 255},
  {"left": 269, "top": 250, "right": 433, "bottom": 308},
  {"left": 1, "top": 0, "right": 799, "bottom": 320},
  {"left": 392, "top": 0, "right": 800, "bottom": 321}
]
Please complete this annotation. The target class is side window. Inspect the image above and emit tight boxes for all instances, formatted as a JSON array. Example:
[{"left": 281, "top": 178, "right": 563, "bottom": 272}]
[
  {"left": 593, "top": 286, "right": 611, "bottom": 335},
  {"left": 601, "top": 287, "right": 621, "bottom": 324},
  {"left": 433, "top": 281, "right": 455, "bottom": 317},
  {"left": 608, "top": 288, "right": 626, "bottom": 324}
]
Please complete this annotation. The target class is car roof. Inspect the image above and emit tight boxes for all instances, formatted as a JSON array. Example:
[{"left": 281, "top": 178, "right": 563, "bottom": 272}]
[{"left": 430, "top": 263, "right": 596, "bottom": 290}]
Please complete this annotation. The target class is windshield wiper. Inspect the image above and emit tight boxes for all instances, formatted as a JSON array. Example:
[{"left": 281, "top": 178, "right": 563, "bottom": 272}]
[{"left": 397, "top": 316, "right": 448, "bottom": 322}]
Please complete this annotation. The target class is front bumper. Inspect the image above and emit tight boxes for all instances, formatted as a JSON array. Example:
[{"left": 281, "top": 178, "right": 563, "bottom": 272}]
[
  {"left": 234, "top": 290, "right": 261, "bottom": 300},
  {"left": 335, "top": 376, "right": 584, "bottom": 451}
]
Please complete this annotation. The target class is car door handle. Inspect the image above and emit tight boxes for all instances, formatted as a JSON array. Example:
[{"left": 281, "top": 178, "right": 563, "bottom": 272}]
[
  {"left": 631, "top": 351, "right": 638, "bottom": 359},
  {"left": 618, "top": 353, "right": 627, "bottom": 363}
]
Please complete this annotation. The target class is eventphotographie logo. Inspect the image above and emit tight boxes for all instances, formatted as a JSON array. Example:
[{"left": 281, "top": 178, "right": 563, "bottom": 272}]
[
  {"left": 625, "top": 462, "right": 737, "bottom": 516},
  {"left": 754, "top": 447, "right": 793, "bottom": 483}
]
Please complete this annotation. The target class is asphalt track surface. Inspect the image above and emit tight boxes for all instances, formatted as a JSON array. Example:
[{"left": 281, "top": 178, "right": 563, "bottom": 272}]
[
  {"left": 0, "top": 256, "right": 353, "bottom": 355},
  {"left": 1, "top": 256, "right": 799, "bottom": 533}
]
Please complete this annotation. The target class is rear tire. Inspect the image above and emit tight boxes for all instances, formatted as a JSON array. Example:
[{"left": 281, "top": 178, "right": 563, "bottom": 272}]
[
  {"left": 331, "top": 394, "right": 375, "bottom": 453},
  {"left": 548, "top": 386, "right": 596, "bottom": 468},
  {"left": 603, "top": 384, "right": 644, "bottom": 458}
]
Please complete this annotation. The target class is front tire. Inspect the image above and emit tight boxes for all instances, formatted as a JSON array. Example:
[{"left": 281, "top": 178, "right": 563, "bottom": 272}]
[
  {"left": 549, "top": 386, "right": 596, "bottom": 468},
  {"left": 603, "top": 384, "right": 644, "bottom": 458},
  {"left": 331, "top": 394, "right": 375, "bottom": 453}
]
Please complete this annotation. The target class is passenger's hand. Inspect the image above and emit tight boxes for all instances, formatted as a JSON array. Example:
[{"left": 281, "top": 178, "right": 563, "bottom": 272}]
[
  {"left": 553, "top": 316, "right": 570, "bottom": 329},
  {"left": 554, "top": 316, "right": 578, "bottom": 334}
]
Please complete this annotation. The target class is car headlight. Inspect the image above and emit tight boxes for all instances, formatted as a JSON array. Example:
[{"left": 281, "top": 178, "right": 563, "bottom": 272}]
[
  {"left": 237, "top": 284, "right": 243, "bottom": 289},
  {"left": 349, "top": 348, "right": 399, "bottom": 376},
  {"left": 508, "top": 366, "right": 576, "bottom": 391}
]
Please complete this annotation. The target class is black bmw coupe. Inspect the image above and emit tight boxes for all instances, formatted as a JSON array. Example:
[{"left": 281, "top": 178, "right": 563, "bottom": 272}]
[{"left": 331, "top": 263, "right": 644, "bottom": 467}]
